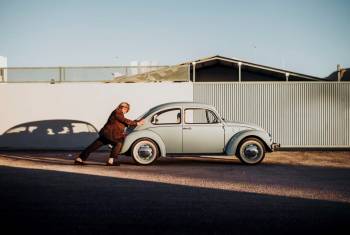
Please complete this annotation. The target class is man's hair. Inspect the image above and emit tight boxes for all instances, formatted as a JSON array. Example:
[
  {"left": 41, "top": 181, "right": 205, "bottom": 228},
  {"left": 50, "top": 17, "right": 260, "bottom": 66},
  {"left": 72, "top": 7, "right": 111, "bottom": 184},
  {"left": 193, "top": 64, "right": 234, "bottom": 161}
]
[{"left": 117, "top": 102, "right": 130, "bottom": 111}]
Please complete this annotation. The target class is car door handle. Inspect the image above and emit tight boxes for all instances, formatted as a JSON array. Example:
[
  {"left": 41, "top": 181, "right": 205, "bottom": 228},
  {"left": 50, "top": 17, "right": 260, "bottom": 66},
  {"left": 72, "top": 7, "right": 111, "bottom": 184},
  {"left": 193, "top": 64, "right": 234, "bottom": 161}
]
[{"left": 183, "top": 127, "right": 192, "bottom": 130}]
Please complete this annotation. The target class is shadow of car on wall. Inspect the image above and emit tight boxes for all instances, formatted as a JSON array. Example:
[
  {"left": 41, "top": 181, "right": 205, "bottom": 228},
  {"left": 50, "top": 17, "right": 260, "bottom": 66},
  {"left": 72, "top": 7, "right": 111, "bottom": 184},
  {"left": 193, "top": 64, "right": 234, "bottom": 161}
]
[{"left": 0, "top": 119, "right": 100, "bottom": 150}]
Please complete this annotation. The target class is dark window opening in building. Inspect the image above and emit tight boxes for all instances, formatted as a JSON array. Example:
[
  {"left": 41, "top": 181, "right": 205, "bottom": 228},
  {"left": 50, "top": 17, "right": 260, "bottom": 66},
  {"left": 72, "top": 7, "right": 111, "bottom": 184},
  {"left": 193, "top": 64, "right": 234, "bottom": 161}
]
[
  {"left": 190, "top": 60, "right": 239, "bottom": 82},
  {"left": 241, "top": 65, "right": 286, "bottom": 81}
]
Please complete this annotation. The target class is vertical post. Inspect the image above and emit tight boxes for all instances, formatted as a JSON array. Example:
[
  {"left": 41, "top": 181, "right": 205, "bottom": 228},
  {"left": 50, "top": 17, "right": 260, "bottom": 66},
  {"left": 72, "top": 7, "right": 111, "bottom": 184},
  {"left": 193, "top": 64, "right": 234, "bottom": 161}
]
[
  {"left": 0, "top": 68, "right": 3, "bottom": 82},
  {"left": 238, "top": 62, "right": 242, "bottom": 82},
  {"left": 58, "top": 67, "right": 64, "bottom": 82},
  {"left": 62, "top": 67, "right": 66, "bottom": 82},
  {"left": 337, "top": 64, "right": 341, "bottom": 82},
  {"left": 192, "top": 62, "right": 196, "bottom": 82},
  {"left": 58, "top": 67, "right": 66, "bottom": 82},
  {"left": 58, "top": 67, "right": 62, "bottom": 82},
  {"left": 286, "top": 72, "right": 289, "bottom": 82},
  {"left": 0, "top": 56, "right": 8, "bottom": 82},
  {"left": 187, "top": 64, "right": 190, "bottom": 82}
]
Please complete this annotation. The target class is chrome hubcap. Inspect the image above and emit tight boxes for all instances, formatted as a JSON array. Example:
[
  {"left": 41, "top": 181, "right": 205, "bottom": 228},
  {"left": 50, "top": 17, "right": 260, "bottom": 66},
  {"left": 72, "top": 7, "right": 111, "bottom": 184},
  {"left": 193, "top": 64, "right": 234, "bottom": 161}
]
[
  {"left": 244, "top": 144, "right": 259, "bottom": 159},
  {"left": 138, "top": 144, "right": 153, "bottom": 159}
]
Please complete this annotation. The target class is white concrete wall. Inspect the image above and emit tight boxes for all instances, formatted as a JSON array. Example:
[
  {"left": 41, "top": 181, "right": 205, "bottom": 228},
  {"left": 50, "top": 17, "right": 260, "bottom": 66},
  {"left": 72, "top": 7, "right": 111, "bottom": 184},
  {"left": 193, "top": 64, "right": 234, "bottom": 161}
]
[
  {"left": 0, "top": 82, "right": 193, "bottom": 133},
  {"left": 0, "top": 82, "right": 193, "bottom": 149}
]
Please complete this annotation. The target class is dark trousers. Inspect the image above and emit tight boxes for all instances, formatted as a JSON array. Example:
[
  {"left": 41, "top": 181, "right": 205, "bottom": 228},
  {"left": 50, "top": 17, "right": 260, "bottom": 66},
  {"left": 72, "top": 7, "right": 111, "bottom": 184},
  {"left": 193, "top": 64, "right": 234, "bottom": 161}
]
[{"left": 79, "top": 135, "right": 123, "bottom": 161}]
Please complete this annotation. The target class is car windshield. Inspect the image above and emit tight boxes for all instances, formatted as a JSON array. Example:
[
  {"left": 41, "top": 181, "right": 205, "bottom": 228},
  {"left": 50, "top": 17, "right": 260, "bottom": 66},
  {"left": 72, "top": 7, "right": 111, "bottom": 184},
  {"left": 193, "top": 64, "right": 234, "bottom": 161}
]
[{"left": 137, "top": 107, "right": 157, "bottom": 120}]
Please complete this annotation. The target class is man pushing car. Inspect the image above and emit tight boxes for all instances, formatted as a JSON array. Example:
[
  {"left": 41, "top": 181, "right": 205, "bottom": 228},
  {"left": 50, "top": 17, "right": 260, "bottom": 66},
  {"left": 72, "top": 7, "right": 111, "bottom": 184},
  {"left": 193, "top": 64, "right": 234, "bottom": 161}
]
[{"left": 74, "top": 102, "right": 144, "bottom": 166}]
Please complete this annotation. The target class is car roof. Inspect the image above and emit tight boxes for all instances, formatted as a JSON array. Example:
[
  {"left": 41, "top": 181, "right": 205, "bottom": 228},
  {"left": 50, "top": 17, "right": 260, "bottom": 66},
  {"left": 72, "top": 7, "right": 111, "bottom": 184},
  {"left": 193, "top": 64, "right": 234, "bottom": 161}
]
[{"left": 150, "top": 102, "right": 215, "bottom": 111}]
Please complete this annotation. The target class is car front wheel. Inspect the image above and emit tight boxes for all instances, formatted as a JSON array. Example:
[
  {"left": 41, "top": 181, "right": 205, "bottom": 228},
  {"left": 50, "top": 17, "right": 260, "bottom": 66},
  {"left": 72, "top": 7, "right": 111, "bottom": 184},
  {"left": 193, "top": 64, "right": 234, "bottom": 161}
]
[
  {"left": 237, "top": 137, "right": 265, "bottom": 165},
  {"left": 131, "top": 138, "right": 159, "bottom": 165}
]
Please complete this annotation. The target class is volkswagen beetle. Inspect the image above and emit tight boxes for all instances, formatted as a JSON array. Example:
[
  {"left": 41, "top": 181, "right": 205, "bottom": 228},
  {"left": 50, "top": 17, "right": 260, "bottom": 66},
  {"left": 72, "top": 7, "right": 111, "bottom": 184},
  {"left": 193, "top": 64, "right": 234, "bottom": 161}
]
[{"left": 120, "top": 102, "right": 279, "bottom": 165}]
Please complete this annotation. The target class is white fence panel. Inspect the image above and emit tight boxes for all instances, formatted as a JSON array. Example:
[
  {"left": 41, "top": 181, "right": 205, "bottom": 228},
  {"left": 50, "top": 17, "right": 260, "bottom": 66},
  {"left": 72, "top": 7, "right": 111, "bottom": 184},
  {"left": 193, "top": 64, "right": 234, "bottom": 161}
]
[{"left": 194, "top": 82, "right": 350, "bottom": 147}]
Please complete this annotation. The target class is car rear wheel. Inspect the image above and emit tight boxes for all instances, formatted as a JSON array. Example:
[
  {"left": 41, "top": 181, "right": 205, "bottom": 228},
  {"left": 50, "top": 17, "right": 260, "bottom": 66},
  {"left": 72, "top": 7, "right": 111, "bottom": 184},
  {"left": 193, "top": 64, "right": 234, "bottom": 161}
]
[
  {"left": 237, "top": 137, "right": 265, "bottom": 165},
  {"left": 131, "top": 138, "right": 159, "bottom": 165}
]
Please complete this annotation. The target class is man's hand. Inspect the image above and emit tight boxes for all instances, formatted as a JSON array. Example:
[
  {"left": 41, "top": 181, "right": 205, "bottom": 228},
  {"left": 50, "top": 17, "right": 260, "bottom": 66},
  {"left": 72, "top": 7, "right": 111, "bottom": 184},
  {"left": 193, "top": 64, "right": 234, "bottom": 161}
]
[{"left": 137, "top": 119, "right": 145, "bottom": 126}]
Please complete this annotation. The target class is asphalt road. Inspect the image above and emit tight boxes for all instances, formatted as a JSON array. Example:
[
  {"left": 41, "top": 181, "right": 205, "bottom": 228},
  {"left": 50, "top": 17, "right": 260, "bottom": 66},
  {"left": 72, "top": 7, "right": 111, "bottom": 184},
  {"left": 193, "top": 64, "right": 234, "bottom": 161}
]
[{"left": 0, "top": 151, "right": 350, "bottom": 235}]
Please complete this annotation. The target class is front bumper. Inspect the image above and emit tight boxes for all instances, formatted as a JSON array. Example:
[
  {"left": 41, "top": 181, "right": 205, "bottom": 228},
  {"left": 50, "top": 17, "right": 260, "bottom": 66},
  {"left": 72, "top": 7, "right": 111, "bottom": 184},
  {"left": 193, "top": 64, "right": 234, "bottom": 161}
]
[{"left": 271, "top": 143, "right": 280, "bottom": 151}]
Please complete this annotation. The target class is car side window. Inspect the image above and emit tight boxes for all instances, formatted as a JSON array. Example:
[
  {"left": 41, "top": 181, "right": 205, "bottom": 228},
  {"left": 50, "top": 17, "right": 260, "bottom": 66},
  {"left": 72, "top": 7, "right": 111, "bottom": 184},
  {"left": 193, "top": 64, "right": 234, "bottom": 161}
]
[
  {"left": 185, "top": 109, "right": 219, "bottom": 124},
  {"left": 151, "top": 109, "right": 181, "bottom": 125}
]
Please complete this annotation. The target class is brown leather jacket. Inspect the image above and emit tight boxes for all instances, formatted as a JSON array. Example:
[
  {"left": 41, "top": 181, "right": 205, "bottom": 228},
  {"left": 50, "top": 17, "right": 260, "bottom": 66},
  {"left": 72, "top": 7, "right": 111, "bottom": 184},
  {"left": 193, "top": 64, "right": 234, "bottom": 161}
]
[{"left": 99, "top": 108, "right": 138, "bottom": 143}]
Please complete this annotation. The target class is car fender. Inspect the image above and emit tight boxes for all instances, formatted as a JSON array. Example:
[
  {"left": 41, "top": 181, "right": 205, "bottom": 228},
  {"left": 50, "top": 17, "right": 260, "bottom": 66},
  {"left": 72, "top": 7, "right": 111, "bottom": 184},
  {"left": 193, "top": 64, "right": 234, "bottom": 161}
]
[
  {"left": 121, "top": 130, "right": 166, "bottom": 157},
  {"left": 225, "top": 129, "right": 272, "bottom": 155}
]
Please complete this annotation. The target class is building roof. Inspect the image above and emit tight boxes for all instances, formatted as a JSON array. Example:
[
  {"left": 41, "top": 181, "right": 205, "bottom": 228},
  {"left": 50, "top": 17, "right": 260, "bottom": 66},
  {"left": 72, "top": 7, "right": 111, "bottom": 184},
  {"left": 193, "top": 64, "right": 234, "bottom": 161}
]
[
  {"left": 180, "top": 55, "right": 323, "bottom": 81},
  {"left": 111, "top": 55, "right": 332, "bottom": 83}
]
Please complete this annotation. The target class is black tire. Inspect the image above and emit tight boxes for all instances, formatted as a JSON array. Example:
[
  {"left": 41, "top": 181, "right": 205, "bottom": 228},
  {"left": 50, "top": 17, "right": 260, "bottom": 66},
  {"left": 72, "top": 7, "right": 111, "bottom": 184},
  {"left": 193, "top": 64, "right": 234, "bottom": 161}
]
[
  {"left": 237, "top": 137, "right": 266, "bottom": 165},
  {"left": 131, "top": 138, "right": 159, "bottom": 165}
]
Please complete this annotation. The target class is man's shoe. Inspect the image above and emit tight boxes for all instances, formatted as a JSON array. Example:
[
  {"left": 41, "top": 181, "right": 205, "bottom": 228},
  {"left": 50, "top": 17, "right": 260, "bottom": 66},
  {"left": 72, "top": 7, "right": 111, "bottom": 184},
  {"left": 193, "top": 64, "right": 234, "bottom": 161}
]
[
  {"left": 74, "top": 159, "right": 85, "bottom": 165},
  {"left": 106, "top": 161, "right": 120, "bottom": 166}
]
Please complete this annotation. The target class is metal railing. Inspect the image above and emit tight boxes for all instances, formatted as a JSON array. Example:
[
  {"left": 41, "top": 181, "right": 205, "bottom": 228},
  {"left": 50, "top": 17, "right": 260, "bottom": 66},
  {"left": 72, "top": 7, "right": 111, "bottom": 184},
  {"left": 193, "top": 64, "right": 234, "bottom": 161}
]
[{"left": 0, "top": 66, "right": 170, "bottom": 83}]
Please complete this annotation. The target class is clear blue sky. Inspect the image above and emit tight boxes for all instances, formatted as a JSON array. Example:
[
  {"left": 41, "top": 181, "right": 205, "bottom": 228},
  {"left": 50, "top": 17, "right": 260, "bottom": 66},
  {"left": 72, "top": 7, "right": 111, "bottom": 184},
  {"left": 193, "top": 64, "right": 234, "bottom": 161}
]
[{"left": 0, "top": 0, "right": 349, "bottom": 77}]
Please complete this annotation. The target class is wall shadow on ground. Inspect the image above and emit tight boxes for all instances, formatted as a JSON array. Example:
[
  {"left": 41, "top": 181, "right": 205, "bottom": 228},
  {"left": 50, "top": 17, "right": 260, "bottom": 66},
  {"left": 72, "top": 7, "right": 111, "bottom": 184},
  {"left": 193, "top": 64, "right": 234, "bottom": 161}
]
[
  {"left": 0, "top": 119, "right": 101, "bottom": 150},
  {"left": 0, "top": 166, "right": 349, "bottom": 235},
  {"left": 1, "top": 152, "right": 350, "bottom": 195}
]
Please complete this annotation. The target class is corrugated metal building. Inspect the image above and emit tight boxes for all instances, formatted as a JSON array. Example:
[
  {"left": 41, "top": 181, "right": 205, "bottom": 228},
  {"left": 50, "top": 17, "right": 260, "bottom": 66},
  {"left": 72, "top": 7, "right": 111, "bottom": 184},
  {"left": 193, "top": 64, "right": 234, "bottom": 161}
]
[{"left": 181, "top": 55, "right": 349, "bottom": 149}]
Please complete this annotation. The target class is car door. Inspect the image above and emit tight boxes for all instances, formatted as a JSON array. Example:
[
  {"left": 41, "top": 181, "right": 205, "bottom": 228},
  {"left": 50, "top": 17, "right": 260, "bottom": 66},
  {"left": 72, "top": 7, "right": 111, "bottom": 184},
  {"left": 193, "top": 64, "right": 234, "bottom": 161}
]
[
  {"left": 182, "top": 108, "right": 225, "bottom": 153},
  {"left": 148, "top": 108, "right": 183, "bottom": 154}
]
